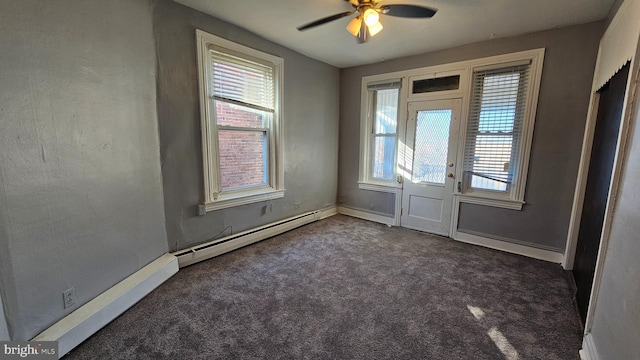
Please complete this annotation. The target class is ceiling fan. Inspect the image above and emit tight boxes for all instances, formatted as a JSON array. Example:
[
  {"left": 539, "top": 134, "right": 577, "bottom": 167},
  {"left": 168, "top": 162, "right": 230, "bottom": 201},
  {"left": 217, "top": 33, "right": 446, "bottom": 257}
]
[{"left": 297, "top": 0, "right": 437, "bottom": 43}]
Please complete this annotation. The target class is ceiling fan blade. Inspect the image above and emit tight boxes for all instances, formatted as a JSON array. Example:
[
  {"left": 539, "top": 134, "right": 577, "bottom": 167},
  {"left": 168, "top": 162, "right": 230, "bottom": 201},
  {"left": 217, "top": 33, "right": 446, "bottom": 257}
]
[
  {"left": 382, "top": 4, "right": 437, "bottom": 18},
  {"left": 297, "top": 11, "right": 356, "bottom": 31}
]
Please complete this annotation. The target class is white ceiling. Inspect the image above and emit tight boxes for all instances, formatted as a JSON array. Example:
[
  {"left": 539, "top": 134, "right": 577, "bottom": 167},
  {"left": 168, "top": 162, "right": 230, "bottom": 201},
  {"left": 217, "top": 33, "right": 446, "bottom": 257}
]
[{"left": 173, "top": 0, "right": 615, "bottom": 68}]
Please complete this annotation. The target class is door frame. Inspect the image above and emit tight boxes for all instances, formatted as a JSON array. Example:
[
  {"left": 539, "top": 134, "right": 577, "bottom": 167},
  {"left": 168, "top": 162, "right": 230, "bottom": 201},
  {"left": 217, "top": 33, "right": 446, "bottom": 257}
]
[{"left": 563, "top": 56, "right": 640, "bottom": 333}]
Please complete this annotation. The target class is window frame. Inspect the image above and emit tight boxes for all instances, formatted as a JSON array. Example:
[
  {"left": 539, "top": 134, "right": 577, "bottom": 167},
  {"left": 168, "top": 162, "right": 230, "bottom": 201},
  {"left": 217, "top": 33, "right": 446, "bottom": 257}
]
[
  {"left": 196, "top": 30, "right": 284, "bottom": 212},
  {"left": 459, "top": 51, "right": 544, "bottom": 210},
  {"left": 356, "top": 49, "right": 544, "bottom": 210},
  {"left": 358, "top": 77, "right": 405, "bottom": 192}
]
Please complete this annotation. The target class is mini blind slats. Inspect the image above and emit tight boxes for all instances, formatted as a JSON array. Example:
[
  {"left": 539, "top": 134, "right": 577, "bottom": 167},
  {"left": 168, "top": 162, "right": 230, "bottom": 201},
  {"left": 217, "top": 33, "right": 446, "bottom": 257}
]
[
  {"left": 210, "top": 48, "right": 275, "bottom": 112},
  {"left": 368, "top": 80, "right": 402, "bottom": 91},
  {"left": 463, "top": 65, "right": 530, "bottom": 188}
]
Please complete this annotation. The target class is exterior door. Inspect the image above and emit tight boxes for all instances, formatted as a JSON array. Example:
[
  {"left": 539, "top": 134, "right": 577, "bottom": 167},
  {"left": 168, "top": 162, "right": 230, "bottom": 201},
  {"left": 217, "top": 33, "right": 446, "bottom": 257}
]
[{"left": 401, "top": 99, "right": 461, "bottom": 235}]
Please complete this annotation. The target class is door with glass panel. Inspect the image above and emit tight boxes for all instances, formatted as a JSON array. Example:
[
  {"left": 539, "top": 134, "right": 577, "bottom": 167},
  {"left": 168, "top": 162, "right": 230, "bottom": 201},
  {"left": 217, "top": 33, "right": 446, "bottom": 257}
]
[{"left": 401, "top": 99, "right": 461, "bottom": 235}]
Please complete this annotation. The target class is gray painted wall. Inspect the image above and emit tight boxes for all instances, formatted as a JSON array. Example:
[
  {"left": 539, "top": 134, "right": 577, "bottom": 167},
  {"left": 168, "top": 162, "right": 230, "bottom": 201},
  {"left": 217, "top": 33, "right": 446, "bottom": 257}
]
[
  {"left": 0, "top": 0, "right": 168, "bottom": 340},
  {"left": 588, "top": 42, "right": 640, "bottom": 360},
  {"left": 339, "top": 22, "right": 603, "bottom": 251},
  {"left": 154, "top": 0, "right": 340, "bottom": 251},
  {"left": 0, "top": 293, "right": 8, "bottom": 341}
]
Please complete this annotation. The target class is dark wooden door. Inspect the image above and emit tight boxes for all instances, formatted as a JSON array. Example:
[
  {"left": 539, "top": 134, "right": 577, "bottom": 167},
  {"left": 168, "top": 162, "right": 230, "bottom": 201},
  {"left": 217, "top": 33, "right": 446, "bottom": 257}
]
[{"left": 573, "top": 62, "right": 630, "bottom": 324}]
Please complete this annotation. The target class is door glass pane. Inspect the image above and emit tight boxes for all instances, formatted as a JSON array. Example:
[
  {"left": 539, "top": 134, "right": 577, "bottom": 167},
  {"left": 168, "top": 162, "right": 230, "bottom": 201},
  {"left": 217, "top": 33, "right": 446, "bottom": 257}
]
[
  {"left": 218, "top": 129, "right": 268, "bottom": 190},
  {"left": 412, "top": 109, "right": 452, "bottom": 184}
]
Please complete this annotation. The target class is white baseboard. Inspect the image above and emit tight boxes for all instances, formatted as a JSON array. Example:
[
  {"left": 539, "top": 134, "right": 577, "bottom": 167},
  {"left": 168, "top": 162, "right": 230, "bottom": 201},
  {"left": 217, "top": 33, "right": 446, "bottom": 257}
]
[
  {"left": 580, "top": 333, "right": 600, "bottom": 360},
  {"left": 174, "top": 207, "right": 338, "bottom": 268},
  {"left": 318, "top": 206, "right": 338, "bottom": 220},
  {"left": 337, "top": 206, "right": 395, "bottom": 226},
  {"left": 32, "top": 253, "right": 179, "bottom": 358},
  {"left": 453, "top": 231, "right": 564, "bottom": 263}
]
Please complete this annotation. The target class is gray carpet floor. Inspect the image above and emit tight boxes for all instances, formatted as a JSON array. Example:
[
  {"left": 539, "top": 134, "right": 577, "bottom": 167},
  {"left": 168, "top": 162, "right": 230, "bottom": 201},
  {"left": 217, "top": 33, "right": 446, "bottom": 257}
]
[{"left": 65, "top": 215, "right": 583, "bottom": 359}]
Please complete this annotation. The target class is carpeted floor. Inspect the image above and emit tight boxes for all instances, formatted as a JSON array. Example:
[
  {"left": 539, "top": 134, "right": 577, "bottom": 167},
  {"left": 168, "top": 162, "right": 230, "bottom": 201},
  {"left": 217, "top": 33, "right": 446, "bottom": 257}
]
[{"left": 65, "top": 215, "right": 583, "bottom": 359}]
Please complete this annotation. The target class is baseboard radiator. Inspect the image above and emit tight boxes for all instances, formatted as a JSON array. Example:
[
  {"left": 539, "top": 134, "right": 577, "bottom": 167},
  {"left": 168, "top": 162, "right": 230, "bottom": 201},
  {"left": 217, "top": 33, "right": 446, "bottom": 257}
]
[{"left": 173, "top": 210, "right": 329, "bottom": 268}]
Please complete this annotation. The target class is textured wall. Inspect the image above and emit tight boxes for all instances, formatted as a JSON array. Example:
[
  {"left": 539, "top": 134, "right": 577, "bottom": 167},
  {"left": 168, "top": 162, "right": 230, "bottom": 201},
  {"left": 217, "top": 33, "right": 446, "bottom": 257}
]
[
  {"left": 0, "top": 0, "right": 168, "bottom": 340},
  {"left": 589, "top": 71, "right": 640, "bottom": 359},
  {"left": 588, "top": 4, "right": 640, "bottom": 357},
  {"left": 154, "top": 0, "right": 340, "bottom": 251},
  {"left": 339, "top": 22, "right": 603, "bottom": 251}
]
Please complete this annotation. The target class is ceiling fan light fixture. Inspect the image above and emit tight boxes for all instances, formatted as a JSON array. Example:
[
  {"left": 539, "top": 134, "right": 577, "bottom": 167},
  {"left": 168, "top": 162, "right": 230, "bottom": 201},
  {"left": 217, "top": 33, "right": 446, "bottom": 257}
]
[
  {"left": 297, "top": 1, "right": 437, "bottom": 43},
  {"left": 367, "top": 20, "right": 383, "bottom": 37},
  {"left": 346, "top": 16, "right": 363, "bottom": 36},
  {"left": 363, "top": 8, "right": 380, "bottom": 27}
]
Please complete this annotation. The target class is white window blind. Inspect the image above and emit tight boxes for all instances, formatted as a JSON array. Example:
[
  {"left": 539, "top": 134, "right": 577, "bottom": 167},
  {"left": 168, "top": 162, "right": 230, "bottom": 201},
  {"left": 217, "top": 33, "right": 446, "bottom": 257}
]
[
  {"left": 463, "top": 63, "right": 530, "bottom": 192},
  {"left": 210, "top": 46, "right": 275, "bottom": 113}
]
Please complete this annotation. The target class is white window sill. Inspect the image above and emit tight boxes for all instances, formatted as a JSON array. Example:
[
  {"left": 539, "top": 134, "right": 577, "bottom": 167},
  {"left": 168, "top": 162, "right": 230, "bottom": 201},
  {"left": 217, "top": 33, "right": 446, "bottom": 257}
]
[
  {"left": 358, "top": 181, "right": 401, "bottom": 193},
  {"left": 200, "top": 188, "right": 285, "bottom": 213},
  {"left": 455, "top": 193, "right": 525, "bottom": 210}
]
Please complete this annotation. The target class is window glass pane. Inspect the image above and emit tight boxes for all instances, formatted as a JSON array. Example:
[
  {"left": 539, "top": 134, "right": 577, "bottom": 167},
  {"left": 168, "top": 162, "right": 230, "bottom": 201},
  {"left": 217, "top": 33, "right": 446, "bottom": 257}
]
[
  {"left": 372, "top": 135, "right": 396, "bottom": 180},
  {"left": 218, "top": 129, "right": 267, "bottom": 190},
  {"left": 374, "top": 89, "right": 398, "bottom": 135},
  {"left": 478, "top": 73, "right": 519, "bottom": 132},
  {"left": 470, "top": 134, "right": 512, "bottom": 191},
  {"left": 412, "top": 75, "right": 460, "bottom": 94},
  {"left": 412, "top": 109, "right": 452, "bottom": 184},
  {"left": 471, "top": 175, "right": 507, "bottom": 192},
  {"left": 215, "top": 101, "right": 269, "bottom": 128}
]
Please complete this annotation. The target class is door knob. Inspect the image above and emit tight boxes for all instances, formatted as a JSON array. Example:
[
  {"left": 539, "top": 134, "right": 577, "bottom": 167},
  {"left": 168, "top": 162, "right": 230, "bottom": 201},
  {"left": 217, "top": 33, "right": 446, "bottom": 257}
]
[
  {"left": 447, "top": 173, "right": 454, "bottom": 178},
  {"left": 448, "top": 162, "right": 454, "bottom": 167}
]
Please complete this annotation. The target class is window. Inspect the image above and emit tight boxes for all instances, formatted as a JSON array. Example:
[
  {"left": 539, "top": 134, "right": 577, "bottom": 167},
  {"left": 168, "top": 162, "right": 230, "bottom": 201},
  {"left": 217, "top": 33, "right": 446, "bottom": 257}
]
[
  {"left": 196, "top": 30, "right": 284, "bottom": 212},
  {"left": 359, "top": 79, "right": 402, "bottom": 190},
  {"left": 412, "top": 75, "right": 460, "bottom": 94},
  {"left": 461, "top": 58, "right": 541, "bottom": 208}
]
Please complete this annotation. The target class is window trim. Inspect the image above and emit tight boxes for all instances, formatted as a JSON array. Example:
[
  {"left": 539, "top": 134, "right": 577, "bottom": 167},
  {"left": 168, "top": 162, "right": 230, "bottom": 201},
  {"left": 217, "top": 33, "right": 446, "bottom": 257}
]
[
  {"left": 458, "top": 50, "right": 545, "bottom": 209},
  {"left": 358, "top": 76, "right": 406, "bottom": 192},
  {"left": 196, "top": 30, "right": 285, "bottom": 212}
]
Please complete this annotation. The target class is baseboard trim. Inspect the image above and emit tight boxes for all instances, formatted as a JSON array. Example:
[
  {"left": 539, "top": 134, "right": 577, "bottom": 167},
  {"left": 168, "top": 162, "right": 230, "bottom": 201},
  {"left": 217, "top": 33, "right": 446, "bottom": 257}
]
[
  {"left": 318, "top": 206, "right": 338, "bottom": 220},
  {"left": 337, "top": 206, "right": 395, "bottom": 226},
  {"left": 32, "top": 253, "right": 179, "bottom": 358},
  {"left": 174, "top": 207, "right": 338, "bottom": 268},
  {"left": 580, "top": 333, "right": 600, "bottom": 360},
  {"left": 453, "top": 231, "right": 564, "bottom": 263}
]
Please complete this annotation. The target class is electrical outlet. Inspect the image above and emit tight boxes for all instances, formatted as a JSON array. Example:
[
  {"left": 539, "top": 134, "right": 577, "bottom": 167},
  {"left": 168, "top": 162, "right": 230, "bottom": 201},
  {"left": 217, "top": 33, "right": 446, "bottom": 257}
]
[{"left": 63, "top": 287, "right": 76, "bottom": 309}]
